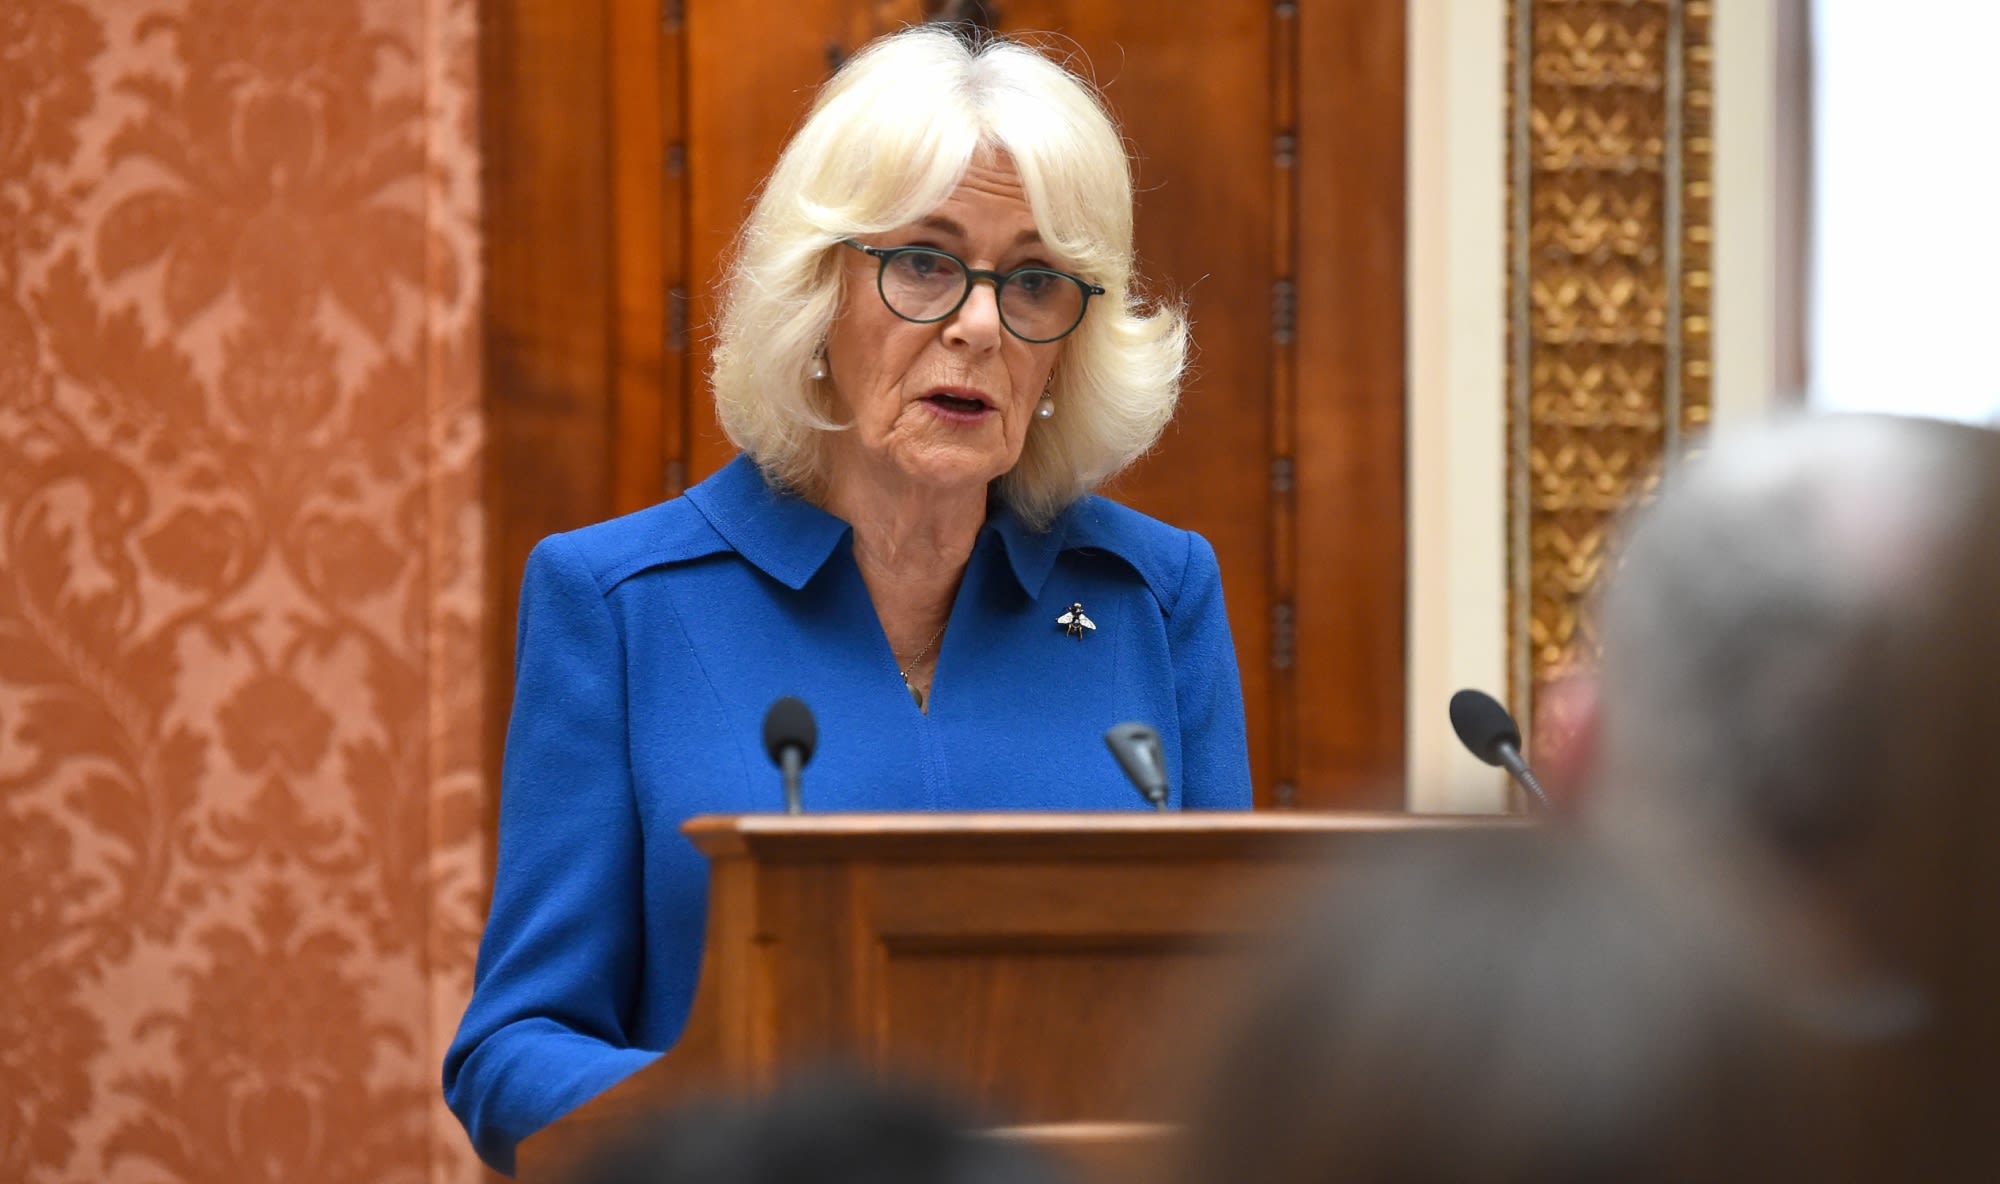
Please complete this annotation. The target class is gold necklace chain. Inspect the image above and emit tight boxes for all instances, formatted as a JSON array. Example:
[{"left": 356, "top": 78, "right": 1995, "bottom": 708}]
[{"left": 896, "top": 623, "right": 946, "bottom": 684}]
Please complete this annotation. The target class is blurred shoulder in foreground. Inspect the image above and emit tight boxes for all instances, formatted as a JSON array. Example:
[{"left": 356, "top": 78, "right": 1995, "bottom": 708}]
[{"left": 1175, "top": 829, "right": 1847, "bottom": 1184}]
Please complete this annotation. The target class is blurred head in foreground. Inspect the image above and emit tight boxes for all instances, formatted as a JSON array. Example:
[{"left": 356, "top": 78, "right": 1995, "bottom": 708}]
[
  {"left": 1553, "top": 412, "right": 2000, "bottom": 1174},
  {"left": 564, "top": 1070, "right": 1069, "bottom": 1184},
  {"left": 1177, "top": 832, "right": 1835, "bottom": 1184},
  {"left": 1550, "top": 416, "right": 1997, "bottom": 926}
]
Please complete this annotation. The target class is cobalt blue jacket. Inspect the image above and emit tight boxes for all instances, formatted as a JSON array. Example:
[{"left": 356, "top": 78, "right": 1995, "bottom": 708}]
[{"left": 443, "top": 454, "right": 1252, "bottom": 1173}]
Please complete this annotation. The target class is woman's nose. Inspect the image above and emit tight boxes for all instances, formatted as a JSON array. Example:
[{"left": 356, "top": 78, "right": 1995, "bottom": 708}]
[{"left": 944, "top": 279, "right": 1004, "bottom": 348}]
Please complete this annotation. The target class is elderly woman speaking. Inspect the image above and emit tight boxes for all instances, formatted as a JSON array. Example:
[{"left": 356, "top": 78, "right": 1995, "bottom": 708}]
[{"left": 445, "top": 26, "right": 1251, "bottom": 1173}]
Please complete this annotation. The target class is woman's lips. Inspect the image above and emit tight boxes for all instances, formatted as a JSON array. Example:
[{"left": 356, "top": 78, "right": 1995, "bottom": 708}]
[{"left": 921, "top": 391, "right": 993, "bottom": 421}]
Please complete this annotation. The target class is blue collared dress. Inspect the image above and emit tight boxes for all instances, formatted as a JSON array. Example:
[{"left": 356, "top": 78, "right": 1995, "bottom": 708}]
[{"left": 444, "top": 454, "right": 1252, "bottom": 1173}]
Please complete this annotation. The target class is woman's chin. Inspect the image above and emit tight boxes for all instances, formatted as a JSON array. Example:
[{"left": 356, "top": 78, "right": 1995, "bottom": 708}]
[{"left": 883, "top": 441, "right": 1018, "bottom": 498}]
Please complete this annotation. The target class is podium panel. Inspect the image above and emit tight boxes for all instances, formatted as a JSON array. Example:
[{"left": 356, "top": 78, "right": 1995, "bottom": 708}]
[{"left": 517, "top": 812, "right": 1520, "bottom": 1181}]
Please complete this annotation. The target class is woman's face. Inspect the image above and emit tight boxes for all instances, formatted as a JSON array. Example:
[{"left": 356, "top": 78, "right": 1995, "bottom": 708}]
[{"left": 823, "top": 149, "right": 1065, "bottom": 501}]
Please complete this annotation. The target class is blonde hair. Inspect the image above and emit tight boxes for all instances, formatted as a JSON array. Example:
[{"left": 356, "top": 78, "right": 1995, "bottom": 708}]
[{"left": 709, "top": 25, "right": 1189, "bottom": 528}]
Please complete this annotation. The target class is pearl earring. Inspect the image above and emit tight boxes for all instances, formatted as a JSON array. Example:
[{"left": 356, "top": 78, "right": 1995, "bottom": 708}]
[
  {"left": 807, "top": 351, "right": 828, "bottom": 382},
  {"left": 1035, "top": 394, "right": 1055, "bottom": 420}
]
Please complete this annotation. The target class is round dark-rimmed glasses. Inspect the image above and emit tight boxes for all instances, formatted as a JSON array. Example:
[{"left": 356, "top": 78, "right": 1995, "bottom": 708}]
[{"left": 842, "top": 238, "right": 1106, "bottom": 344}]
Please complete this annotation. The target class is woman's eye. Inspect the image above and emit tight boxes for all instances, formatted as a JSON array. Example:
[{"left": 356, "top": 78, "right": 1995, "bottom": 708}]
[
  {"left": 1013, "top": 271, "right": 1055, "bottom": 299},
  {"left": 893, "top": 251, "right": 955, "bottom": 281}
]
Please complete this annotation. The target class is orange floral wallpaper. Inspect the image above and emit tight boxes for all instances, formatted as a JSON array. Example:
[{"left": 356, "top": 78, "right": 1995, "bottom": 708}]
[{"left": 0, "top": 0, "right": 488, "bottom": 1180}]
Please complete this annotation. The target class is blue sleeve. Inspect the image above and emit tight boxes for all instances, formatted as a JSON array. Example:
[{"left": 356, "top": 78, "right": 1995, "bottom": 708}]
[
  {"left": 443, "top": 533, "right": 661, "bottom": 1175},
  {"left": 1171, "top": 531, "right": 1253, "bottom": 808}
]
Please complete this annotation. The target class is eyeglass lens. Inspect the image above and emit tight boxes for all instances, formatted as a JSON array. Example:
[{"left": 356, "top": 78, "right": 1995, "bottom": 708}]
[{"left": 878, "top": 249, "right": 1086, "bottom": 342}]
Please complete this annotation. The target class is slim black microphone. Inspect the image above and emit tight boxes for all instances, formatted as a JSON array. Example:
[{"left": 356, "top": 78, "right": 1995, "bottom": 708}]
[
  {"left": 1105, "top": 722, "right": 1170, "bottom": 810},
  {"left": 762, "top": 696, "right": 817, "bottom": 815},
  {"left": 1448, "top": 689, "right": 1549, "bottom": 810}
]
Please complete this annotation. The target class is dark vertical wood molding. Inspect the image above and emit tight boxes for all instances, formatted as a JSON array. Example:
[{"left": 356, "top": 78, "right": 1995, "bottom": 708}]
[
  {"left": 1293, "top": 0, "right": 1408, "bottom": 807},
  {"left": 1268, "top": 1, "right": 1301, "bottom": 809},
  {"left": 662, "top": 0, "right": 691, "bottom": 497}
]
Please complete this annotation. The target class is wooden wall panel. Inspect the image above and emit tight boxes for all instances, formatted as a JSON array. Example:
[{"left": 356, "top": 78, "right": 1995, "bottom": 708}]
[
  {"left": 993, "top": 0, "right": 1278, "bottom": 801},
  {"left": 683, "top": 2, "right": 861, "bottom": 481},
  {"left": 609, "top": 0, "right": 670, "bottom": 511},
  {"left": 482, "top": 0, "right": 1407, "bottom": 809},
  {"left": 1294, "top": 0, "right": 1408, "bottom": 806},
  {"left": 481, "top": 0, "right": 616, "bottom": 806}
]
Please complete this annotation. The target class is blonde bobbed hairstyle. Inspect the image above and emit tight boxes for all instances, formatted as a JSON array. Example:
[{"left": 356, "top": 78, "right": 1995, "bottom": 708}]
[{"left": 709, "top": 25, "right": 1189, "bottom": 529}]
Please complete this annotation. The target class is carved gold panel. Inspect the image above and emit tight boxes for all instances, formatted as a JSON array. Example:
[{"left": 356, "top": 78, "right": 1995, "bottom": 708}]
[{"left": 1507, "top": 0, "right": 1713, "bottom": 735}]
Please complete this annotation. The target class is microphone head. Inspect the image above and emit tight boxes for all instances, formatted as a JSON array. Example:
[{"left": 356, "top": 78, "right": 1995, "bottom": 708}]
[
  {"left": 762, "top": 696, "right": 817, "bottom": 767},
  {"left": 1104, "top": 721, "right": 1169, "bottom": 805},
  {"left": 1449, "top": 688, "right": 1522, "bottom": 767}
]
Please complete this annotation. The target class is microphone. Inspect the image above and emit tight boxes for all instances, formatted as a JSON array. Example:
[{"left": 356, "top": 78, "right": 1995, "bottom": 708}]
[
  {"left": 762, "top": 696, "right": 817, "bottom": 815},
  {"left": 1448, "top": 689, "right": 1549, "bottom": 810},
  {"left": 1105, "top": 722, "right": 1170, "bottom": 811}
]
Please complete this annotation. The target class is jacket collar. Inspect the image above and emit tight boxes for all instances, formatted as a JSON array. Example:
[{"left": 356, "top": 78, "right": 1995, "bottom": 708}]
[
  {"left": 682, "top": 454, "right": 848, "bottom": 591},
  {"left": 980, "top": 497, "right": 1067, "bottom": 599},
  {"left": 684, "top": 453, "right": 1069, "bottom": 598}
]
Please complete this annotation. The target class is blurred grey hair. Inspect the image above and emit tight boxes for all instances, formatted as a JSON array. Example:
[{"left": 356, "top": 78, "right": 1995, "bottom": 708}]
[
  {"left": 708, "top": 25, "right": 1188, "bottom": 529},
  {"left": 1588, "top": 412, "right": 2000, "bottom": 1178},
  {"left": 1591, "top": 413, "right": 1987, "bottom": 863}
]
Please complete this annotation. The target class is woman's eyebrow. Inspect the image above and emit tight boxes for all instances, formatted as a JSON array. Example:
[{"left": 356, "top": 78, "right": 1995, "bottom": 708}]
[
  {"left": 910, "top": 216, "right": 1045, "bottom": 252},
  {"left": 914, "top": 214, "right": 967, "bottom": 238}
]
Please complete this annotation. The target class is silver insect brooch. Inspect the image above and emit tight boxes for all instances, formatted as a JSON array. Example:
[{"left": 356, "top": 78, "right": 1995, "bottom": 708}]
[{"left": 1056, "top": 602, "right": 1095, "bottom": 639}]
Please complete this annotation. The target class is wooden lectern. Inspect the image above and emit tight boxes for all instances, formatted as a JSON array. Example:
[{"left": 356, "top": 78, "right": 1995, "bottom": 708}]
[{"left": 516, "top": 812, "right": 1519, "bottom": 1183}]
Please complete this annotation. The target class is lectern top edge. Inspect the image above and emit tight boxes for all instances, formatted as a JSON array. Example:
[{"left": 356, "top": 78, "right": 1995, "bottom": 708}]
[{"left": 683, "top": 810, "right": 1530, "bottom": 860}]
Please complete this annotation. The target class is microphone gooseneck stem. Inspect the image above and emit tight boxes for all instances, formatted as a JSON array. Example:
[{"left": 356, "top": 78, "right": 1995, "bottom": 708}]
[
  {"left": 1495, "top": 742, "right": 1549, "bottom": 810},
  {"left": 780, "top": 747, "right": 804, "bottom": 815}
]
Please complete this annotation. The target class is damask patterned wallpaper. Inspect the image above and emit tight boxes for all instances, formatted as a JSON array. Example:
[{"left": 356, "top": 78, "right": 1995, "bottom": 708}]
[{"left": 0, "top": 1, "right": 488, "bottom": 1181}]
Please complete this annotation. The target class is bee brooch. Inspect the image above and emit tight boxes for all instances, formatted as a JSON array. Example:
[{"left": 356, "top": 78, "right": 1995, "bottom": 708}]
[{"left": 1056, "top": 602, "right": 1096, "bottom": 640}]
